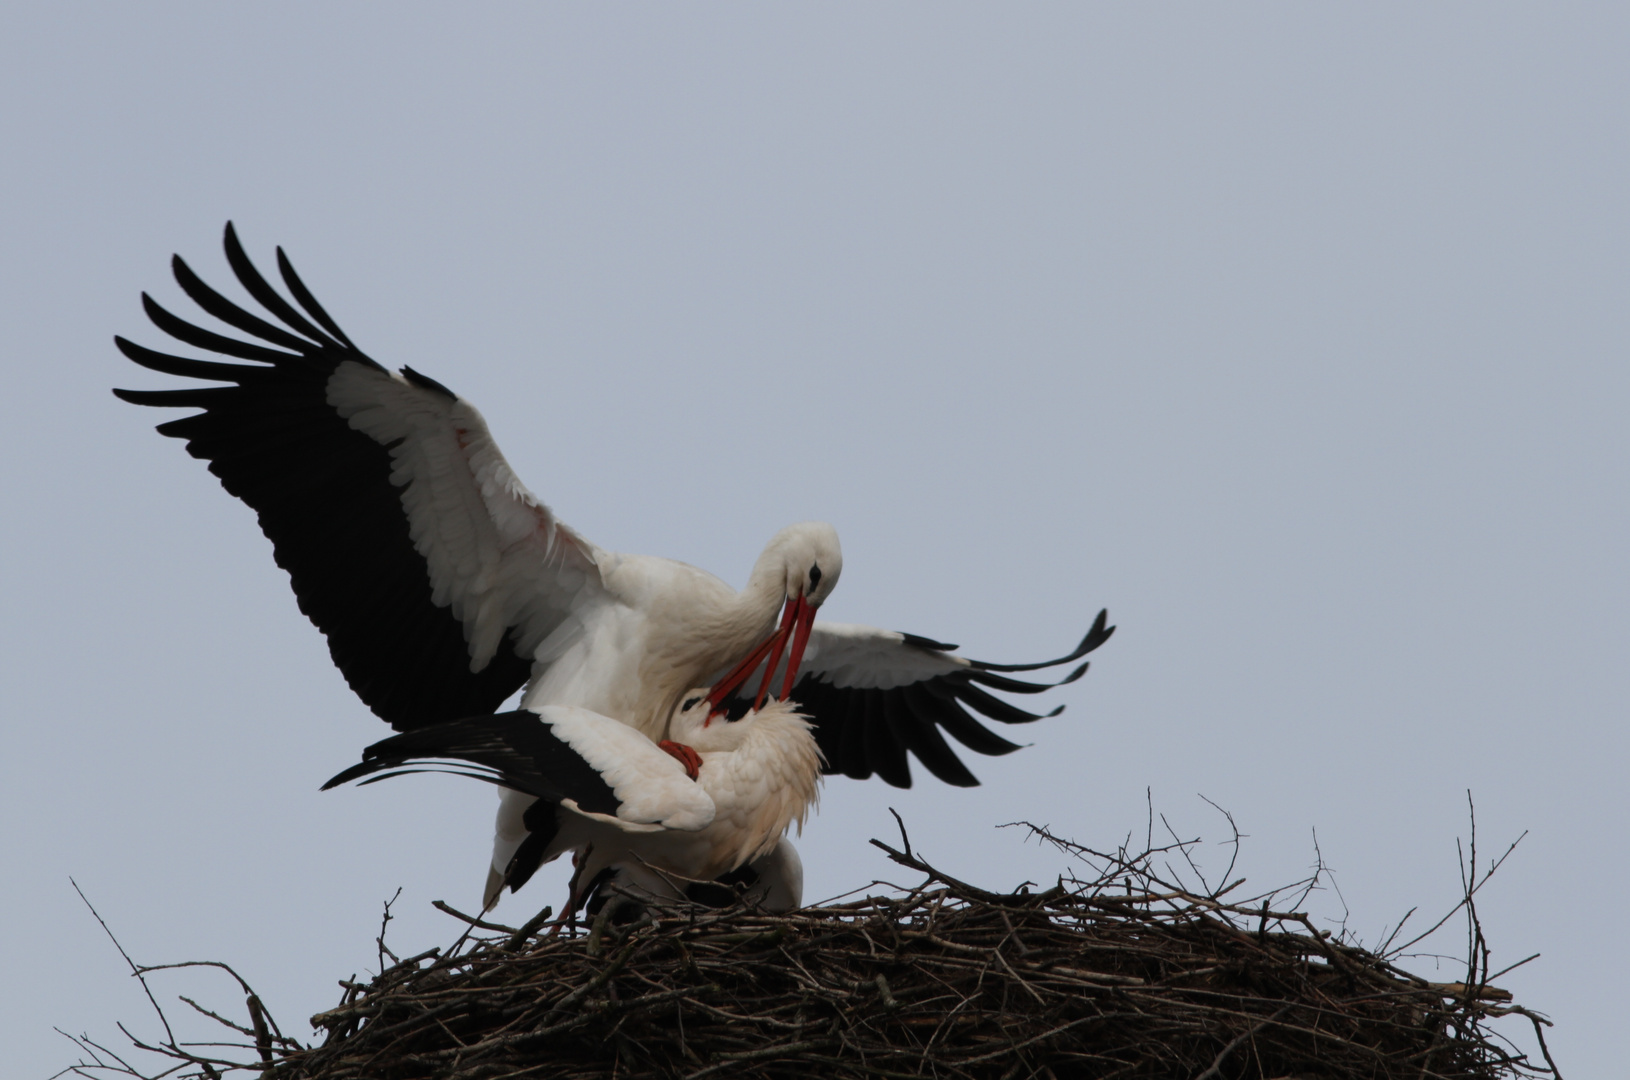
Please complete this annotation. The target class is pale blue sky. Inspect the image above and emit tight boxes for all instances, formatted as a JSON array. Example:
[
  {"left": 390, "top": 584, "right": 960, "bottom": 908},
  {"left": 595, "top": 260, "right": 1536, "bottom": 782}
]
[{"left": 3, "top": 5, "right": 1625, "bottom": 1075}]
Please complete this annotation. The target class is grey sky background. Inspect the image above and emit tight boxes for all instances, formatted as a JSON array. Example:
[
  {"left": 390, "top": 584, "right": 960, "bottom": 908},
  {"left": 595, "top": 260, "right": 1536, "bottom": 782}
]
[{"left": 3, "top": 5, "right": 1624, "bottom": 1075}]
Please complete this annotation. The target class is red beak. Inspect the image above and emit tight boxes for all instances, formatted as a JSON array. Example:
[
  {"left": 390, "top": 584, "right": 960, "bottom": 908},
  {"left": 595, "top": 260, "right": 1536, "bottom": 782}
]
[
  {"left": 753, "top": 597, "right": 798, "bottom": 709},
  {"left": 706, "top": 592, "right": 819, "bottom": 714},
  {"left": 778, "top": 593, "right": 817, "bottom": 701},
  {"left": 706, "top": 596, "right": 797, "bottom": 713}
]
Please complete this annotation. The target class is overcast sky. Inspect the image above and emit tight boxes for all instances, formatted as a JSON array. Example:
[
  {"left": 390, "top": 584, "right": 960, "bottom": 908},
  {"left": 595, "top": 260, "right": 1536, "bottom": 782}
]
[{"left": 3, "top": 5, "right": 1625, "bottom": 1076}]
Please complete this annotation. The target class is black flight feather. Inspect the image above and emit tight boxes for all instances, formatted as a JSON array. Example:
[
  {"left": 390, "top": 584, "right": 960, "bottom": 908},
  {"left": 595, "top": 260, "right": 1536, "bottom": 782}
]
[
  {"left": 114, "top": 224, "right": 534, "bottom": 730},
  {"left": 757, "top": 612, "right": 1112, "bottom": 789},
  {"left": 323, "top": 710, "right": 621, "bottom": 818}
]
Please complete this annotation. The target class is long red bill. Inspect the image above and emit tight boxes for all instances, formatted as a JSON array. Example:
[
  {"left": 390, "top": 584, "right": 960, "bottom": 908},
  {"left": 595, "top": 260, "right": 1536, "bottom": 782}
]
[
  {"left": 778, "top": 593, "right": 817, "bottom": 701},
  {"left": 706, "top": 597, "right": 799, "bottom": 714},
  {"left": 753, "top": 596, "right": 799, "bottom": 708}
]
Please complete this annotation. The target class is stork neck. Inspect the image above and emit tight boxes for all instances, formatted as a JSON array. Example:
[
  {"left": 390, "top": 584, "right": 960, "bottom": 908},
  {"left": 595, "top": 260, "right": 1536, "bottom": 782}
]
[{"left": 739, "top": 548, "right": 794, "bottom": 633}]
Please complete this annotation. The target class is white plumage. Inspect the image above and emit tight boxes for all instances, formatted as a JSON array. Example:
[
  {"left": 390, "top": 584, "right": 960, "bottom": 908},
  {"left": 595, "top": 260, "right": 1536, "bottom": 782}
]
[
  {"left": 327, "top": 693, "right": 823, "bottom": 914},
  {"left": 120, "top": 224, "right": 1113, "bottom": 907}
]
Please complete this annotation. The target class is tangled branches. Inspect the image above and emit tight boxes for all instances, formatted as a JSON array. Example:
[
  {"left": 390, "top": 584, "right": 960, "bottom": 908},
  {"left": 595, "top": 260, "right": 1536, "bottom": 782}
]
[{"left": 58, "top": 806, "right": 1560, "bottom": 1080}]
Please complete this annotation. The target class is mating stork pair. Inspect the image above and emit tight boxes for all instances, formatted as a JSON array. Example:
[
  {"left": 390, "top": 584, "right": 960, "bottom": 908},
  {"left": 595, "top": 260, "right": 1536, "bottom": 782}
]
[{"left": 115, "top": 224, "right": 1114, "bottom": 917}]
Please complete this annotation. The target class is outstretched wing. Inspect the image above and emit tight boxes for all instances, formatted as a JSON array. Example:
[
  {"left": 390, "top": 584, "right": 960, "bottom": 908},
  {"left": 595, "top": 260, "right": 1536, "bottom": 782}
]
[
  {"left": 115, "top": 223, "right": 607, "bottom": 730},
  {"left": 730, "top": 610, "right": 1114, "bottom": 788}
]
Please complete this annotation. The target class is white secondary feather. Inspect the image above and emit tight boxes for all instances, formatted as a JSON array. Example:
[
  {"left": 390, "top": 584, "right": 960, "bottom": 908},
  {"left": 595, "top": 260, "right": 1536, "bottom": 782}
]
[
  {"left": 325, "top": 361, "right": 608, "bottom": 672},
  {"left": 489, "top": 696, "right": 824, "bottom": 910},
  {"left": 572, "top": 696, "right": 822, "bottom": 888},
  {"left": 766, "top": 621, "right": 968, "bottom": 691},
  {"left": 537, "top": 705, "right": 714, "bottom": 830}
]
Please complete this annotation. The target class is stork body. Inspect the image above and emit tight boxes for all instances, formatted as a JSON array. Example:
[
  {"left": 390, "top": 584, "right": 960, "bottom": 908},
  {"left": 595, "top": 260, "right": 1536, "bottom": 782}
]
[
  {"left": 326, "top": 694, "right": 822, "bottom": 913},
  {"left": 116, "top": 225, "right": 1116, "bottom": 906},
  {"left": 512, "top": 531, "right": 836, "bottom": 743},
  {"left": 562, "top": 694, "right": 821, "bottom": 908}
]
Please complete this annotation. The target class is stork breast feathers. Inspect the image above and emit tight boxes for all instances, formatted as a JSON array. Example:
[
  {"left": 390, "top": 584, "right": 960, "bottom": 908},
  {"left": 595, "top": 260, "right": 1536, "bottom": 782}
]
[{"left": 699, "top": 703, "right": 825, "bottom": 868}]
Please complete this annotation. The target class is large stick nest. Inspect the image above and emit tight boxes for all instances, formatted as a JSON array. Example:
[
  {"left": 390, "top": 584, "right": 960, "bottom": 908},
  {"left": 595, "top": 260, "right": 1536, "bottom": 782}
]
[{"left": 61, "top": 820, "right": 1561, "bottom": 1080}]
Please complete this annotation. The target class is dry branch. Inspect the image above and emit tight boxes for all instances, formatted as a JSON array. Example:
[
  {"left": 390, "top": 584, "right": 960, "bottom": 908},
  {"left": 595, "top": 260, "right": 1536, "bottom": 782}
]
[{"left": 58, "top": 812, "right": 1560, "bottom": 1080}]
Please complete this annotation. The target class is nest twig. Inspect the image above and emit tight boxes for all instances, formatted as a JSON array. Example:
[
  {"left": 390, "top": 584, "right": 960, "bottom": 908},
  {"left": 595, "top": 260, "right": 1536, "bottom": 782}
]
[{"left": 57, "top": 803, "right": 1561, "bottom": 1080}]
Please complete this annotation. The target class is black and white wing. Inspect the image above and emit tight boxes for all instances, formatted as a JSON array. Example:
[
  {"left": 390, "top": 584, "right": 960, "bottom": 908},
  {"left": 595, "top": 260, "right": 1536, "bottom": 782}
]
[
  {"left": 324, "top": 705, "right": 715, "bottom": 896},
  {"left": 115, "top": 223, "right": 606, "bottom": 730},
  {"left": 729, "top": 609, "right": 1114, "bottom": 788},
  {"left": 323, "top": 706, "right": 712, "bottom": 828}
]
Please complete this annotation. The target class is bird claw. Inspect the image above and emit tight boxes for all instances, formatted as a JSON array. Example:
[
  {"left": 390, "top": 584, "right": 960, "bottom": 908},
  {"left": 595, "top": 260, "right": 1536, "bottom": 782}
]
[{"left": 659, "top": 740, "right": 703, "bottom": 780}]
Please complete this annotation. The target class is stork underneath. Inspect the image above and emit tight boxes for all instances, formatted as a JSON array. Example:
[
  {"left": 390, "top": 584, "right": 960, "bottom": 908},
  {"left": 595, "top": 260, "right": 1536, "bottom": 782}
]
[
  {"left": 325, "top": 692, "right": 823, "bottom": 916},
  {"left": 602, "top": 835, "right": 806, "bottom": 916}
]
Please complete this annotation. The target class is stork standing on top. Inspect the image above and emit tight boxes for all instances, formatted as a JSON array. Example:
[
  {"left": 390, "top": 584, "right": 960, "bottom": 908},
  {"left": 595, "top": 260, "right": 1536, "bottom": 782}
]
[{"left": 114, "top": 224, "right": 1115, "bottom": 904}]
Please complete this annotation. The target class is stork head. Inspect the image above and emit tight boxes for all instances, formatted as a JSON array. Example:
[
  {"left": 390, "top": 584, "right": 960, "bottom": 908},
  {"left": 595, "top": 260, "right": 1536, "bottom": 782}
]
[
  {"left": 766, "top": 523, "right": 841, "bottom": 703},
  {"left": 707, "top": 522, "right": 843, "bottom": 713},
  {"left": 672, "top": 689, "right": 737, "bottom": 748},
  {"left": 764, "top": 521, "right": 843, "bottom": 609}
]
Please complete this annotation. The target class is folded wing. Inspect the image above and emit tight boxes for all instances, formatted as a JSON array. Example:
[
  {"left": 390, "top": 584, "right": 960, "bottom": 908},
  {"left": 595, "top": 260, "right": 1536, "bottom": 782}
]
[
  {"left": 323, "top": 705, "right": 714, "bottom": 831},
  {"left": 323, "top": 705, "right": 717, "bottom": 899}
]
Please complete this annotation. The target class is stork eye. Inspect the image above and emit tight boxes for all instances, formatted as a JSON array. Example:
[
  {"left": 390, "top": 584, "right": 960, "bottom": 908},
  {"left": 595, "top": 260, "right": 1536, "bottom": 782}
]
[
  {"left": 683, "top": 695, "right": 703, "bottom": 711},
  {"left": 808, "top": 563, "right": 822, "bottom": 589}
]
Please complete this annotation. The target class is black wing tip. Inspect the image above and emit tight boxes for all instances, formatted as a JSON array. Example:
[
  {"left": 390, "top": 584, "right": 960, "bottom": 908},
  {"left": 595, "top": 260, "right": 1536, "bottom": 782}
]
[
  {"left": 323, "top": 754, "right": 514, "bottom": 792},
  {"left": 275, "top": 242, "right": 361, "bottom": 351},
  {"left": 169, "top": 251, "right": 199, "bottom": 286},
  {"left": 1060, "top": 661, "right": 1089, "bottom": 686},
  {"left": 402, "top": 365, "right": 458, "bottom": 401},
  {"left": 221, "top": 221, "right": 248, "bottom": 267},
  {"left": 900, "top": 631, "right": 959, "bottom": 652},
  {"left": 968, "top": 607, "right": 1115, "bottom": 673},
  {"left": 112, "top": 335, "right": 166, "bottom": 372},
  {"left": 321, "top": 761, "right": 375, "bottom": 790},
  {"left": 324, "top": 730, "right": 421, "bottom": 789},
  {"left": 112, "top": 334, "right": 148, "bottom": 367}
]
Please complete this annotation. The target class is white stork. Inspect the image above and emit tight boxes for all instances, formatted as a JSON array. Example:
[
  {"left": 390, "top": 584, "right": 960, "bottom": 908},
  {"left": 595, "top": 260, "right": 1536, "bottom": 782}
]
[
  {"left": 324, "top": 693, "right": 823, "bottom": 915},
  {"left": 115, "top": 225, "right": 1115, "bottom": 899}
]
